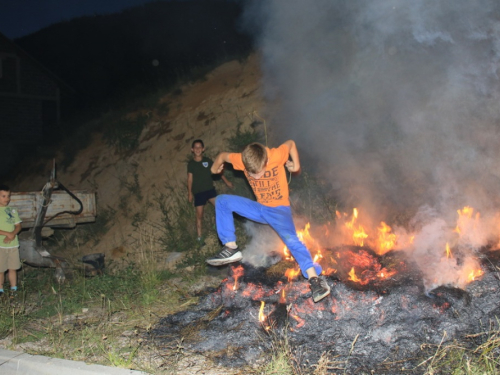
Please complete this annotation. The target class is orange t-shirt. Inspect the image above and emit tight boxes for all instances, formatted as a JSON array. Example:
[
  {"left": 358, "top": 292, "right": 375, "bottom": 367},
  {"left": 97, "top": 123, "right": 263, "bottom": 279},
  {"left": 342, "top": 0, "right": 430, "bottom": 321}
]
[{"left": 229, "top": 144, "right": 290, "bottom": 207}]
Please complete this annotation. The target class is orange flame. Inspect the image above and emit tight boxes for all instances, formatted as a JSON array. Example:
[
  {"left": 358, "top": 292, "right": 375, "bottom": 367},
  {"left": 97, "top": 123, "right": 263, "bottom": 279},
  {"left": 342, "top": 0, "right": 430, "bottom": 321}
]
[
  {"left": 283, "top": 222, "right": 322, "bottom": 260},
  {"left": 376, "top": 222, "right": 396, "bottom": 255},
  {"left": 468, "top": 269, "right": 484, "bottom": 282},
  {"left": 259, "top": 301, "right": 266, "bottom": 322},
  {"left": 313, "top": 248, "right": 323, "bottom": 263},
  {"left": 232, "top": 265, "right": 245, "bottom": 291},
  {"left": 279, "top": 289, "right": 286, "bottom": 304},
  {"left": 343, "top": 208, "right": 368, "bottom": 246},
  {"left": 258, "top": 301, "right": 271, "bottom": 331},
  {"left": 348, "top": 267, "right": 361, "bottom": 283},
  {"left": 283, "top": 245, "right": 292, "bottom": 260},
  {"left": 285, "top": 268, "right": 301, "bottom": 282},
  {"left": 455, "top": 206, "right": 481, "bottom": 236},
  {"left": 445, "top": 243, "right": 452, "bottom": 259}
]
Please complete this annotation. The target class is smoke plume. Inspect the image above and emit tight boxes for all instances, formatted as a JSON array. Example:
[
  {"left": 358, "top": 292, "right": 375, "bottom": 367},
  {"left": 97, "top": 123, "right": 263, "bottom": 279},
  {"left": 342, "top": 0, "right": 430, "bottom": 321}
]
[{"left": 241, "top": 1, "right": 500, "bottom": 288}]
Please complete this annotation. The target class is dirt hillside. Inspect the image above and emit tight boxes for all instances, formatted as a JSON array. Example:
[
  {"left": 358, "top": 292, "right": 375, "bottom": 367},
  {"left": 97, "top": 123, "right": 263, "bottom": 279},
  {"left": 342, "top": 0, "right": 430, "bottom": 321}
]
[{"left": 11, "top": 54, "right": 264, "bottom": 263}]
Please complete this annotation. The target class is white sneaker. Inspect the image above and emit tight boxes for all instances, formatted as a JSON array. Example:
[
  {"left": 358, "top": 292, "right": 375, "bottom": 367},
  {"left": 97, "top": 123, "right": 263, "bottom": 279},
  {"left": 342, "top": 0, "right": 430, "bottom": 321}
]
[{"left": 206, "top": 246, "right": 242, "bottom": 266}]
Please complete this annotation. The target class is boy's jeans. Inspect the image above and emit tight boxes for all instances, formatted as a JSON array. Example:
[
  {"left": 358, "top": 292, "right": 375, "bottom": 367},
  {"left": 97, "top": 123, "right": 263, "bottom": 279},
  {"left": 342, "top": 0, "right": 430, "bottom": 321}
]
[{"left": 215, "top": 194, "right": 322, "bottom": 279}]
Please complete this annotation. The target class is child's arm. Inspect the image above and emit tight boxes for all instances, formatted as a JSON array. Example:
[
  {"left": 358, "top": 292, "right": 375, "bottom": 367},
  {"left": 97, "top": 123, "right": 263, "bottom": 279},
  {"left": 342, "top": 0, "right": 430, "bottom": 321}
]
[
  {"left": 283, "top": 140, "right": 301, "bottom": 173},
  {"left": 2, "top": 223, "right": 22, "bottom": 244},
  {"left": 211, "top": 152, "right": 231, "bottom": 174},
  {"left": 187, "top": 172, "right": 194, "bottom": 202}
]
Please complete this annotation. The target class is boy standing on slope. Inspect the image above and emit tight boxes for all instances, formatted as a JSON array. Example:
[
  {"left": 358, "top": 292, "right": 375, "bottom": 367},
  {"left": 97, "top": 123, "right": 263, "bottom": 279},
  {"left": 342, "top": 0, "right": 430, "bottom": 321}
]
[
  {"left": 206, "top": 140, "right": 330, "bottom": 302},
  {"left": 0, "top": 185, "right": 22, "bottom": 298},
  {"left": 188, "top": 139, "right": 233, "bottom": 244}
]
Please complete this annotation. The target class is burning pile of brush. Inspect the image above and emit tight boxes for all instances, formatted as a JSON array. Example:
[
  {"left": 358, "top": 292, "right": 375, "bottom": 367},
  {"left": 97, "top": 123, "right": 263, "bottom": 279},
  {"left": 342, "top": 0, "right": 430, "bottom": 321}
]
[{"left": 152, "top": 205, "right": 500, "bottom": 372}]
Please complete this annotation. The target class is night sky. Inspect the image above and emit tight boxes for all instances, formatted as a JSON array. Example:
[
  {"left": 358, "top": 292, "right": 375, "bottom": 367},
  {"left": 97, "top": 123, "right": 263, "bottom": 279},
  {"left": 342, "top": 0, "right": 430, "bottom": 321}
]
[{"left": 0, "top": 0, "right": 162, "bottom": 39}]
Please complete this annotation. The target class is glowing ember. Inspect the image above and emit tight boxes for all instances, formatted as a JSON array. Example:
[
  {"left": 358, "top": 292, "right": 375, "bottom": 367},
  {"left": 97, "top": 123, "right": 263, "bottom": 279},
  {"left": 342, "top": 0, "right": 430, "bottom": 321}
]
[
  {"left": 290, "top": 314, "right": 305, "bottom": 328},
  {"left": 231, "top": 265, "right": 245, "bottom": 291},
  {"left": 241, "top": 283, "right": 266, "bottom": 300},
  {"left": 376, "top": 268, "right": 397, "bottom": 280},
  {"left": 279, "top": 289, "right": 286, "bottom": 304}
]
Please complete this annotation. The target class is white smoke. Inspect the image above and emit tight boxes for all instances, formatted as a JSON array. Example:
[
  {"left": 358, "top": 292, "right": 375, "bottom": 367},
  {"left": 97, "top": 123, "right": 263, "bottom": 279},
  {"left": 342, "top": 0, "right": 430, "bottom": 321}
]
[
  {"left": 241, "top": 0, "right": 500, "bottom": 288},
  {"left": 240, "top": 221, "right": 284, "bottom": 268}
]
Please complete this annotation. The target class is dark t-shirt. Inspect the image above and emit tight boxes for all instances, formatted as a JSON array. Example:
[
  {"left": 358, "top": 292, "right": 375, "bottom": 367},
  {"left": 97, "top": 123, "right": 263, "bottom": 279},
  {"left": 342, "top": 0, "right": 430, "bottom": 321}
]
[{"left": 187, "top": 157, "right": 215, "bottom": 195}]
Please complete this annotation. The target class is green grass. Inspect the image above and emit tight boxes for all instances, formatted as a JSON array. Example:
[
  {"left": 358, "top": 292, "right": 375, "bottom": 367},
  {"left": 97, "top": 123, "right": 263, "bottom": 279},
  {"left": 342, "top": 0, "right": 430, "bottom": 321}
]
[
  {"left": 0, "top": 245, "right": 183, "bottom": 372},
  {"left": 418, "top": 327, "right": 500, "bottom": 375}
]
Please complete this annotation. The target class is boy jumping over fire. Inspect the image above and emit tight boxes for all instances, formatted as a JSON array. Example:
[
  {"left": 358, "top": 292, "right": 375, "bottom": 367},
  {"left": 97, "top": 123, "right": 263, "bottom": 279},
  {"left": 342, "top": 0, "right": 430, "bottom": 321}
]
[{"left": 206, "top": 140, "right": 330, "bottom": 302}]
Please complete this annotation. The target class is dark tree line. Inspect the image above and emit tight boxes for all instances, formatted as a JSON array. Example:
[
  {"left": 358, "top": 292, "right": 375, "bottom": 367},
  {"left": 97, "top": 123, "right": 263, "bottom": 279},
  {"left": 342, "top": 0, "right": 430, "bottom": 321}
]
[{"left": 16, "top": 0, "right": 253, "bottom": 115}]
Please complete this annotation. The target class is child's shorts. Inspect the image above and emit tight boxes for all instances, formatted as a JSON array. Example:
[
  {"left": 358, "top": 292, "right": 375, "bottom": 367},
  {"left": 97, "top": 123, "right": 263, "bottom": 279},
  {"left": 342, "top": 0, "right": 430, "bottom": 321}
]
[
  {"left": 0, "top": 247, "right": 21, "bottom": 272},
  {"left": 194, "top": 188, "right": 217, "bottom": 207}
]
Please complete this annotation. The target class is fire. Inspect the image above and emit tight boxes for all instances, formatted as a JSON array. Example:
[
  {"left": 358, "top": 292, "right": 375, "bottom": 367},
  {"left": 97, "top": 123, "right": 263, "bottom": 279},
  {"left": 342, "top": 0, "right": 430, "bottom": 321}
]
[
  {"left": 279, "top": 205, "right": 487, "bottom": 291},
  {"left": 376, "top": 222, "right": 396, "bottom": 255},
  {"left": 348, "top": 267, "right": 362, "bottom": 283},
  {"left": 455, "top": 206, "right": 478, "bottom": 235},
  {"left": 241, "top": 283, "right": 266, "bottom": 300},
  {"left": 445, "top": 243, "right": 452, "bottom": 259},
  {"left": 323, "top": 267, "right": 337, "bottom": 276},
  {"left": 467, "top": 269, "right": 484, "bottom": 282},
  {"left": 283, "top": 245, "right": 292, "bottom": 260},
  {"left": 343, "top": 249, "right": 398, "bottom": 285},
  {"left": 345, "top": 209, "right": 368, "bottom": 246},
  {"left": 313, "top": 248, "right": 323, "bottom": 263},
  {"left": 290, "top": 314, "right": 305, "bottom": 328},
  {"left": 285, "top": 268, "right": 301, "bottom": 282},
  {"left": 279, "top": 289, "right": 286, "bottom": 304},
  {"left": 283, "top": 222, "right": 322, "bottom": 261},
  {"left": 259, "top": 301, "right": 266, "bottom": 322},
  {"left": 231, "top": 265, "right": 245, "bottom": 291},
  {"left": 258, "top": 301, "right": 271, "bottom": 331},
  {"left": 377, "top": 268, "right": 397, "bottom": 280}
]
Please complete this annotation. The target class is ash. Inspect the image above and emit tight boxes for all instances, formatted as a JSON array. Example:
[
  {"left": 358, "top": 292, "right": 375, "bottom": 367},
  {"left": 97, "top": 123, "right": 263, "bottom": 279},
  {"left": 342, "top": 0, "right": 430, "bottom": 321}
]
[{"left": 150, "top": 247, "right": 500, "bottom": 373}]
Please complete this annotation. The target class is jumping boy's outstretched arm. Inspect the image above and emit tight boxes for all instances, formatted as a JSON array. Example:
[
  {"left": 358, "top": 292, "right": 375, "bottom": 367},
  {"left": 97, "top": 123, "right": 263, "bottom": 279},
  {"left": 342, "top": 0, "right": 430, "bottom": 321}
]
[
  {"left": 211, "top": 152, "right": 231, "bottom": 174},
  {"left": 283, "top": 140, "right": 301, "bottom": 173}
]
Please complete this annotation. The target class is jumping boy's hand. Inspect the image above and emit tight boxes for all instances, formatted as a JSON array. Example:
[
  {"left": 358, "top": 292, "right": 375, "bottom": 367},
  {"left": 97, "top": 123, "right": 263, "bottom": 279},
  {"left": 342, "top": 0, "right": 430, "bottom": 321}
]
[
  {"left": 285, "top": 160, "right": 299, "bottom": 173},
  {"left": 215, "top": 163, "right": 224, "bottom": 174}
]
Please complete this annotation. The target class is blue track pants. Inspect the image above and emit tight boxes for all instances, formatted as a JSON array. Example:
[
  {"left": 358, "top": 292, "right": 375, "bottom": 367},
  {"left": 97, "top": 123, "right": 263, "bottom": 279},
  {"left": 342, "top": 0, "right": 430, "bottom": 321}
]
[{"left": 215, "top": 194, "right": 322, "bottom": 279}]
